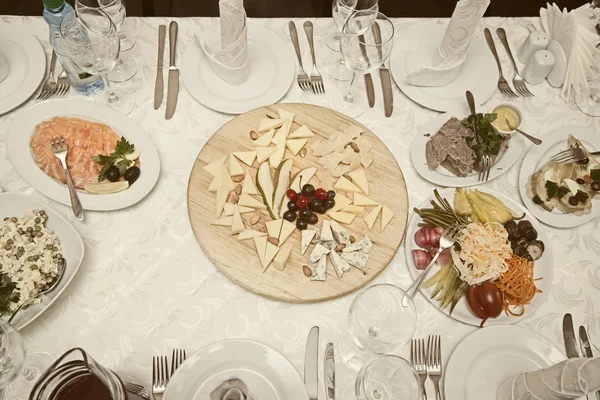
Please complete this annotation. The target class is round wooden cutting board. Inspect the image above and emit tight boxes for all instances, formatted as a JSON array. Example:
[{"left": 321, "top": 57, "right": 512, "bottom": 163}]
[{"left": 188, "top": 103, "right": 408, "bottom": 303}]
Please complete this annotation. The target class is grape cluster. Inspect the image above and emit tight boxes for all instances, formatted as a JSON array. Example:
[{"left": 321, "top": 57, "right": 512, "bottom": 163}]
[{"left": 283, "top": 184, "right": 336, "bottom": 230}]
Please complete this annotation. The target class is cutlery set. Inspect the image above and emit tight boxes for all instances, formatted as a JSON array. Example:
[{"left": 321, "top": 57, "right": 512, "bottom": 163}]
[
  {"left": 289, "top": 21, "right": 326, "bottom": 94},
  {"left": 37, "top": 51, "right": 70, "bottom": 100},
  {"left": 411, "top": 335, "right": 443, "bottom": 400},
  {"left": 305, "top": 326, "right": 335, "bottom": 400},
  {"left": 154, "top": 22, "right": 179, "bottom": 119},
  {"left": 151, "top": 348, "right": 187, "bottom": 400},
  {"left": 563, "top": 314, "right": 600, "bottom": 400}
]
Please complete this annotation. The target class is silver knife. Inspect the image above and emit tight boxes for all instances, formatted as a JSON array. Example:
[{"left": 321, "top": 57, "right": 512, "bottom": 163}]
[
  {"left": 372, "top": 22, "right": 393, "bottom": 117},
  {"left": 579, "top": 326, "right": 599, "bottom": 400},
  {"left": 324, "top": 342, "right": 335, "bottom": 400},
  {"left": 154, "top": 25, "right": 166, "bottom": 110},
  {"left": 563, "top": 313, "right": 580, "bottom": 358},
  {"left": 165, "top": 21, "right": 179, "bottom": 120},
  {"left": 305, "top": 326, "right": 319, "bottom": 400},
  {"left": 358, "top": 35, "right": 375, "bottom": 108}
]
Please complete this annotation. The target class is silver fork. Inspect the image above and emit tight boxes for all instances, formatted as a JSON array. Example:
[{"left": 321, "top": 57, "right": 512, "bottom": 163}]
[
  {"left": 496, "top": 28, "right": 534, "bottom": 97},
  {"left": 152, "top": 355, "right": 170, "bottom": 400},
  {"left": 51, "top": 137, "right": 84, "bottom": 221},
  {"left": 37, "top": 51, "right": 58, "bottom": 100},
  {"left": 427, "top": 335, "right": 442, "bottom": 400},
  {"left": 411, "top": 339, "right": 428, "bottom": 400},
  {"left": 289, "top": 21, "right": 311, "bottom": 92},
  {"left": 547, "top": 146, "right": 589, "bottom": 166},
  {"left": 303, "top": 21, "right": 325, "bottom": 94},
  {"left": 125, "top": 382, "right": 150, "bottom": 400},
  {"left": 478, "top": 154, "right": 493, "bottom": 183},
  {"left": 55, "top": 69, "right": 70, "bottom": 97},
  {"left": 484, "top": 28, "right": 518, "bottom": 98},
  {"left": 170, "top": 348, "right": 187, "bottom": 376}
]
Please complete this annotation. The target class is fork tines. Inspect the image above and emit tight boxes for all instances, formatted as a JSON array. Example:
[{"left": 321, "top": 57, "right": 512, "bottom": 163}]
[
  {"left": 170, "top": 348, "right": 187, "bottom": 375},
  {"left": 311, "top": 76, "right": 325, "bottom": 94},
  {"left": 498, "top": 80, "right": 518, "bottom": 98},
  {"left": 478, "top": 155, "right": 492, "bottom": 182},
  {"left": 152, "top": 355, "right": 169, "bottom": 393},
  {"left": 426, "top": 335, "right": 441, "bottom": 372},
  {"left": 50, "top": 137, "right": 67, "bottom": 153},
  {"left": 410, "top": 338, "right": 428, "bottom": 397},
  {"left": 548, "top": 147, "right": 588, "bottom": 166},
  {"left": 513, "top": 80, "right": 534, "bottom": 98}
]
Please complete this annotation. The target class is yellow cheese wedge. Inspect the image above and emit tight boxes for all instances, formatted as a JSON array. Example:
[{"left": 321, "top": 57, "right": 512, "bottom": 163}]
[
  {"left": 330, "top": 193, "right": 352, "bottom": 212},
  {"left": 347, "top": 170, "right": 369, "bottom": 195},
  {"left": 231, "top": 205, "right": 245, "bottom": 234},
  {"left": 266, "top": 219, "right": 284, "bottom": 239},
  {"left": 269, "top": 145, "right": 285, "bottom": 168},
  {"left": 241, "top": 170, "right": 258, "bottom": 195},
  {"left": 288, "top": 125, "right": 315, "bottom": 139},
  {"left": 223, "top": 203, "right": 254, "bottom": 216},
  {"left": 258, "top": 118, "right": 284, "bottom": 133},
  {"left": 353, "top": 193, "right": 379, "bottom": 207},
  {"left": 328, "top": 211, "right": 356, "bottom": 225},
  {"left": 335, "top": 176, "right": 362, "bottom": 193},
  {"left": 233, "top": 151, "right": 257, "bottom": 167},
  {"left": 271, "top": 126, "right": 287, "bottom": 146},
  {"left": 221, "top": 165, "right": 235, "bottom": 192},
  {"left": 208, "top": 167, "right": 223, "bottom": 192},
  {"left": 203, "top": 156, "right": 227, "bottom": 177},
  {"left": 285, "top": 139, "right": 308, "bottom": 156},
  {"left": 272, "top": 242, "right": 293, "bottom": 271},
  {"left": 215, "top": 188, "right": 228, "bottom": 218},
  {"left": 280, "top": 120, "right": 292, "bottom": 138},
  {"left": 278, "top": 109, "right": 295, "bottom": 124},
  {"left": 380, "top": 205, "right": 395, "bottom": 232},
  {"left": 211, "top": 216, "right": 233, "bottom": 226},
  {"left": 256, "top": 147, "right": 277, "bottom": 163},
  {"left": 253, "top": 129, "right": 274, "bottom": 147},
  {"left": 254, "top": 236, "right": 267, "bottom": 267},
  {"left": 238, "top": 230, "right": 267, "bottom": 241},
  {"left": 263, "top": 242, "right": 280, "bottom": 271},
  {"left": 238, "top": 194, "right": 267, "bottom": 210},
  {"left": 363, "top": 205, "right": 382, "bottom": 231},
  {"left": 341, "top": 204, "right": 364, "bottom": 216},
  {"left": 279, "top": 220, "right": 296, "bottom": 244},
  {"left": 228, "top": 154, "right": 245, "bottom": 176}
]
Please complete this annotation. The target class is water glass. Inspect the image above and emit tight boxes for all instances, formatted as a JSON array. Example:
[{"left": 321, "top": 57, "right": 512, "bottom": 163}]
[{"left": 589, "top": 313, "right": 600, "bottom": 350}]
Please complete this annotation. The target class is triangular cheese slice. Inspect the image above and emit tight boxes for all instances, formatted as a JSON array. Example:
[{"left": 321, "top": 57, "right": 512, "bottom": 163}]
[
  {"left": 228, "top": 155, "right": 245, "bottom": 176},
  {"left": 238, "top": 230, "right": 267, "bottom": 241},
  {"left": 238, "top": 194, "right": 267, "bottom": 210},
  {"left": 347, "top": 170, "right": 369, "bottom": 195},
  {"left": 254, "top": 236, "right": 267, "bottom": 267},
  {"left": 215, "top": 188, "right": 228, "bottom": 218},
  {"left": 363, "top": 205, "right": 382, "bottom": 231},
  {"left": 203, "top": 156, "right": 227, "bottom": 177},
  {"left": 208, "top": 166, "right": 224, "bottom": 192},
  {"left": 223, "top": 203, "right": 254, "bottom": 216},
  {"left": 231, "top": 205, "right": 245, "bottom": 234},
  {"left": 266, "top": 219, "right": 284, "bottom": 239},
  {"left": 301, "top": 229, "right": 317, "bottom": 255},
  {"left": 330, "top": 193, "right": 352, "bottom": 212},
  {"left": 380, "top": 205, "right": 395, "bottom": 232},
  {"left": 269, "top": 145, "right": 285, "bottom": 168},
  {"left": 278, "top": 109, "right": 295, "bottom": 124},
  {"left": 256, "top": 147, "right": 277, "bottom": 163},
  {"left": 241, "top": 170, "right": 258, "bottom": 195},
  {"left": 279, "top": 220, "right": 296, "bottom": 244},
  {"left": 233, "top": 151, "right": 257, "bottom": 167},
  {"left": 263, "top": 242, "right": 279, "bottom": 271},
  {"left": 321, "top": 220, "right": 334, "bottom": 241},
  {"left": 271, "top": 126, "right": 287, "bottom": 146},
  {"left": 288, "top": 125, "right": 315, "bottom": 139},
  {"left": 328, "top": 211, "right": 356, "bottom": 225},
  {"left": 211, "top": 216, "right": 233, "bottom": 226},
  {"left": 285, "top": 139, "right": 308, "bottom": 156},
  {"left": 335, "top": 176, "right": 362, "bottom": 193},
  {"left": 341, "top": 205, "right": 364, "bottom": 216},
  {"left": 253, "top": 129, "right": 274, "bottom": 147},
  {"left": 353, "top": 193, "right": 379, "bottom": 207},
  {"left": 258, "top": 118, "right": 284, "bottom": 133},
  {"left": 273, "top": 242, "right": 293, "bottom": 271}
]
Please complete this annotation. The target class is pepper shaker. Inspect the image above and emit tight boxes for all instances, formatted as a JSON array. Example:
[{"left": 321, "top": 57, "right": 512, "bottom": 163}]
[
  {"left": 523, "top": 50, "right": 556, "bottom": 84},
  {"left": 518, "top": 31, "right": 549, "bottom": 64}
]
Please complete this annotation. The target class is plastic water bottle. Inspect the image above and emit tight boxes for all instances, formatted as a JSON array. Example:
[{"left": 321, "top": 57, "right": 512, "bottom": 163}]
[{"left": 42, "top": 0, "right": 104, "bottom": 95}]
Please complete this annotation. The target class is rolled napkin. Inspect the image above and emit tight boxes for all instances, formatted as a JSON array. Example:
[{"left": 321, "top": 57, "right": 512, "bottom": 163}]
[
  {"left": 497, "top": 357, "right": 600, "bottom": 400},
  {"left": 0, "top": 53, "right": 9, "bottom": 84},
  {"left": 406, "top": 0, "right": 490, "bottom": 87},
  {"left": 210, "top": 378, "right": 256, "bottom": 400}
]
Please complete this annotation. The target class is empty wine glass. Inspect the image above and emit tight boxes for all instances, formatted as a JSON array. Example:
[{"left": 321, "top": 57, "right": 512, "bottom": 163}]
[
  {"left": 589, "top": 313, "right": 600, "bottom": 350},
  {"left": 75, "top": 0, "right": 138, "bottom": 82},
  {"left": 575, "top": 82, "right": 600, "bottom": 117},
  {"left": 329, "top": 11, "right": 394, "bottom": 117},
  {"left": 589, "top": 1, "right": 600, "bottom": 21},
  {"left": 338, "top": 284, "right": 417, "bottom": 371},
  {"left": 60, "top": 8, "right": 135, "bottom": 115}
]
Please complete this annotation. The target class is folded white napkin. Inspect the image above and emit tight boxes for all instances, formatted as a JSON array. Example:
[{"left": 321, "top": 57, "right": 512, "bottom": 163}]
[
  {"left": 406, "top": 0, "right": 490, "bottom": 87},
  {"left": 0, "top": 53, "right": 10, "bottom": 84},
  {"left": 210, "top": 378, "right": 256, "bottom": 400}
]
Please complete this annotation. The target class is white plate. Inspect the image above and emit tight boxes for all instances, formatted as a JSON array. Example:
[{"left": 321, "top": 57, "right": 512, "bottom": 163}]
[
  {"left": 0, "top": 24, "right": 46, "bottom": 115},
  {"left": 164, "top": 340, "right": 308, "bottom": 400},
  {"left": 518, "top": 126, "right": 600, "bottom": 228},
  {"left": 181, "top": 24, "right": 295, "bottom": 114},
  {"left": 412, "top": 111, "right": 524, "bottom": 187},
  {"left": 7, "top": 100, "right": 160, "bottom": 211},
  {"left": 0, "top": 193, "right": 84, "bottom": 330},
  {"left": 444, "top": 325, "right": 565, "bottom": 400},
  {"left": 405, "top": 188, "right": 553, "bottom": 327},
  {"left": 390, "top": 22, "right": 498, "bottom": 112}
]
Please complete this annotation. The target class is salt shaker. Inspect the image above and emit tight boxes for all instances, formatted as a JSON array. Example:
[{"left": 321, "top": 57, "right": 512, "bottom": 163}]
[
  {"left": 523, "top": 50, "right": 556, "bottom": 84},
  {"left": 518, "top": 31, "right": 549, "bottom": 64}
]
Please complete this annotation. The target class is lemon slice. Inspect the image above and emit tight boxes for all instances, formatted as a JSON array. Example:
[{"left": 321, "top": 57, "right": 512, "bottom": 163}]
[{"left": 84, "top": 181, "right": 129, "bottom": 194}]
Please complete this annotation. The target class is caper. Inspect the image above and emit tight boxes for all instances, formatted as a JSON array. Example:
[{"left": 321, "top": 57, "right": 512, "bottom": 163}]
[
  {"left": 26, "top": 227, "right": 33, "bottom": 233},
  {"left": 46, "top": 245, "right": 53, "bottom": 250},
  {"left": 36, "top": 232, "right": 43, "bottom": 237},
  {"left": 31, "top": 265, "right": 38, "bottom": 270},
  {"left": 52, "top": 246, "right": 58, "bottom": 252},
  {"left": 3, "top": 217, "right": 8, "bottom": 221},
  {"left": 56, "top": 253, "right": 62, "bottom": 259},
  {"left": 6, "top": 239, "right": 13, "bottom": 245},
  {"left": 40, "top": 211, "right": 46, "bottom": 217},
  {"left": 34, "top": 255, "right": 39, "bottom": 261},
  {"left": 35, "top": 226, "right": 41, "bottom": 232},
  {"left": 35, "top": 218, "right": 41, "bottom": 224},
  {"left": 17, "top": 246, "right": 24, "bottom": 252},
  {"left": 4, "top": 245, "right": 12, "bottom": 251},
  {"left": 17, "top": 229, "right": 24, "bottom": 235},
  {"left": 11, "top": 217, "right": 17, "bottom": 223}
]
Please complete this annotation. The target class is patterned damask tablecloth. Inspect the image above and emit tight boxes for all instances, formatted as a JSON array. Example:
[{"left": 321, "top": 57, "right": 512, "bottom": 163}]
[{"left": 0, "top": 15, "right": 599, "bottom": 398}]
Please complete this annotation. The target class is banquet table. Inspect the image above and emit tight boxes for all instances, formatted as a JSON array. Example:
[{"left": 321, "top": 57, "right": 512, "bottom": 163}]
[{"left": 0, "top": 14, "right": 599, "bottom": 398}]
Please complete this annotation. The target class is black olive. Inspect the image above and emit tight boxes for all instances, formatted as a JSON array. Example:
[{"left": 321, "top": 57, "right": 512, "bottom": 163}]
[
  {"left": 504, "top": 220, "right": 520, "bottom": 242},
  {"left": 324, "top": 198, "right": 336, "bottom": 209},
  {"left": 105, "top": 165, "right": 120, "bottom": 182},
  {"left": 296, "top": 219, "right": 308, "bottom": 230},
  {"left": 283, "top": 210, "right": 297, "bottom": 222},
  {"left": 522, "top": 227, "right": 538, "bottom": 241},
  {"left": 568, "top": 196, "right": 579, "bottom": 206},
  {"left": 299, "top": 209, "right": 311, "bottom": 219},
  {"left": 592, "top": 181, "right": 600, "bottom": 192},
  {"left": 301, "top": 184, "right": 315, "bottom": 197},
  {"left": 124, "top": 166, "right": 140, "bottom": 185},
  {"left": 308, "top": 213, "right": 318, "bottom": 224},
  {"left": 579, "top": 157, "right": 590, "bottom": 166},
  {"left": 576, "top": 178, "right": 585, "bottom": 185},
  {"left": 288, "top": 200, "right": 299, "bottom": 212},
  {"left": 532, "top": 195, "right": 543, "bottom": 205},
  {"left": 327, "top": 190, "right": 336, "bottom": 199}
]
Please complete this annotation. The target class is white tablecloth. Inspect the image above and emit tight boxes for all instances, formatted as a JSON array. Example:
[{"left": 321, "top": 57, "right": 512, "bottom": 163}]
[{"left": 0, "top": 15, "right": 599, "bottom": 398}]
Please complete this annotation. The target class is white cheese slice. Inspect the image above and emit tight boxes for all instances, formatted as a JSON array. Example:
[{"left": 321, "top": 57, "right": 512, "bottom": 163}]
[
  {"left": 211, "top": 216, "right": 233, "bottom": 226},
  {"left": 224, "top": 203, "right": 254, "bottom": 216},
  {"left": 280, "top": 120, "right": 292, "bottom": 138},
  {"left": 253, "top": 129, "right": 275, "bottom": 147},
  {"left": 279, "top": 220, "right": 296, "bottom": 244},
  {"left": 271, "top": 126, "right": 288, "bottom": 146},
  {"left": 233, "top": 151, "right": 257, "bottom": 167},
  {"left": 347, "top": 170, "right": 369, "bottom": 195},
  {"left": 208, "top": 167, "right": 224, "bottom": 192},
  {"left": 343, "top": 235, "right": 373, "bottom": 253},
  {"left": 341, "top": 205, "right": 364, "bottom": 216},
  {"left": 254, "top": 236, "right": 267, "bottom": 267},
  {"left": 330, "top": 193, "right": 352, "bottom": 212},
  {"left": 301, "top": 229, "right": 317, "bottom": 255},
  {"left": 363, "top": 204, "right": 382, "bottom": 230},
  {"left": 266, "top": 219, "right": 284, "bottom": 239},
  {"left": 329, "top": 251, "right": 352, "bottom": 278},
  {"left": 335, "top": 176, "right": 362, "bottom": 193},
  {"left": 329, "top": 220, "right": 351, "bottom": 245},
  {"left": 308, "top": 243, "right": 331, "bottom": 264},
  {"left": 238, "top": 230, "right": 267, "bottom": 241},
  {"left": 215, "top": 189, "right": 228, "bottom": 217},
  {"left": 343, "top": 125, "right": 363, "bottom": 139},
  {"left": 221, "top": 165, "right": 235, "bottom": 191},
  {"left": 290, "top": 167, "right": 317, "bottom": 193},
  {"left": 380, "top": 205, "right": 395, "bottom": 232},
  {"left": 241, "top": 170, "right": 258, "bottom": 195},
  {"left": 278, "top": 109, "right": 295, "bottom": 124},
  {"left": 289, "top": 125, "right": 315, "bottom": 139},
  {"left": 311, "top": 255, "right": 327, "bottom": 281},
  {"left": 256, "top": 147, "right": 277, "bottom": 163},
  {"left": 269, "top": 145, "right": 286, "bottom": 168},
  {"left": 273, "top": 242, "right": 293, "bottom": 271},
  {"left": 341, "top": 251, "right": 369, "bottom": 269},
  {"left": 258, "top": 118, "right": 284, "bottom": 133},
  {"left": 360, "top": 152, "right": 374, "bottom": 169},
  {"left": 263, "top": 242, "right": 279, "bottom": 271},
  {"left": 228, "top": 154, "right": 245, "bottom": 176},
  {"left": 238, "top": 194, "right": 267, "bottom": 210},
  {"left": 203, "top": 156, "right": 227, "bottom": 177},
  {"left": 321, "top": 220, "right": 334, "bottom": 241},
  {"left": 353, "top": 193, "right": 379, "bottom": 207},
  {"left": 328, "top": 211, "right": 356, "bottom": 225},
  {"left": 285, "top": 139, "right": 308, "bottom": 156},
  {"left": 231, "top": 205, "right": 245, "bottom": 234}
]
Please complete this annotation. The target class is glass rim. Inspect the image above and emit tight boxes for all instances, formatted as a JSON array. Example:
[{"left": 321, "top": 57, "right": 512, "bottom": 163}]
[
  {"left": 342, "top": 10, "right": 395, "bottom": 47},
  {"left": 59, "top": 8, "right": 117, "bottom": 47},
  {"left": 356, "top": 355, "right": 421, "bottom": 399},
  {"left": 336, "top": 0, "right": 378, "bottom": 13},
  {"left": 75, "top": 0, "right": 121, "bottom": 10}
]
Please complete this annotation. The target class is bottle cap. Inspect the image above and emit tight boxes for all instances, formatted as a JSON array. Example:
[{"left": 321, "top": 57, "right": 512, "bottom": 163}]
[{"left": 42, "top": 0, "right": 65, "bottom": 10}]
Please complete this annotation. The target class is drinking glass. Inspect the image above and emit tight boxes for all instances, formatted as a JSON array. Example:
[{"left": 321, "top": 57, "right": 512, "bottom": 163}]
[
  {"left": 75, "top": 0, "right": 138, "bottom": 83},
  {"left": 589, "top": 1, "right": 600, "bottom": 21},
  {"left": 329, "top": 11, "right": 394, "bottom": 117},
  {"left": 60, "top": 8, "right": 135, "bottom": 115},
  {"left": 0, "top": 322, "right": 54, "bottom": 399},
  {"left": 338, "top": 284, "right": 417, "bottom": 371},
  {"left": 575, "top": 83, "right": 600, "bottom": 117},
  {"left": 589, "top": 313, "right": 600, "bottom": 350}
]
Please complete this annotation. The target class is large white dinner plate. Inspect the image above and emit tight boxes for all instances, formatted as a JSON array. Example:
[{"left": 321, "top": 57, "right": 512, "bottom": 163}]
[
  {"left": 405, "top": 188, "right": 553, "bottom": 327},
  {"left": 0, "top": 24, "right": 46, "bottom": 115},
  {"left": 181, "top": 24, "right": 295, "bottom": 114},
  {"left": 0, "top": 193, "right": 84, "bottom": 330},
  {"left": 519, "top": 126, "right": 600, "bottom": 228},
  {"left": 164, "top": 340, "right": 309, "bottom": 400},
  {"left": 7, "top": 100, "right": 160, "bottom": 211},
  {"left": 390, "top": 22, "right": 498, "bottom": 112},
  {"left": 412, "top": 111, "right": 524, "bottom": 187},
  {"left": 445, "top": 325, "right": 565, "bottom": 400}
]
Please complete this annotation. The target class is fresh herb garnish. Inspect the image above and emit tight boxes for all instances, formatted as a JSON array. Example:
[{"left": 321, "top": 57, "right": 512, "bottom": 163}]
[
  {"left": 0, "top": 273, "right": 19, "bottom": 318},
  {"left": 91, "top": 137, "right": 135, "bottom": 182},
  {"left": 462, "top": 113, "right": 507, "bottom": 162},
  {"left": 591, "top": 169, "right": 600, "bottom": 181},
  {"left": 575, "top": 190, "right": 590, "bottom": 203},
  {"left": 545, "top": 180, "right": 559, "bottom": 200},
  {"left": 557, "top": 186, "right": 570, "bottom": 199}
]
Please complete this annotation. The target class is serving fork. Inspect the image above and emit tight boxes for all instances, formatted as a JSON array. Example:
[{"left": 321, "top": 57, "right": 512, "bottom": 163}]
[
  {"left": 484, "top": 28, "right": 518, "bottom": 98},
  {"left": 303, "top": 21, "right": 325, "bottom": 94},
  {"left": 427, "top": 335, "right": 443, "bottom": 400},
  {"left": 411, "top": 338, "right": 428, "bottom": 400},
  {"left": 51, "top": 137, "right": 84, "bottom": 221},
  {"left": 289, "top": 21, "right": 311, "bottom": 92},
  {"left": 152, "top": 355, "right": 169, "bottom": 400},
  {"left": 496, "top": 28, "right": 534, "bottom": 97},
  {"left": 37, "top": 51, "right": 58, "bottom": 100}
]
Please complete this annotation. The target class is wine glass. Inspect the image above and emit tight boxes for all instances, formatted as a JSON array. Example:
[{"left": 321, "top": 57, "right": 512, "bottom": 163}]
[
  {"left": 60, "top": 8, "right": 135, "bottom": 115},
  {"left": 338, "top": 284, "right": 417, "bottom": 371},
  {"left": 588, "top": 313, "right": 600, "bottom": 350},
  {"left": 575, "top": 82, "right": 600, "bottom": 117},
  {"left": 0, "top": 322, "right": 54, "bottom": 399},
  {"left": 589, "top": 0, "right": 600, "bottom": 21},
  {"left": 329, "top": 11, "right": 394, "bottom": 117},
  {"left": 75, "top": 0, "right": 138, "bottom": 83}
]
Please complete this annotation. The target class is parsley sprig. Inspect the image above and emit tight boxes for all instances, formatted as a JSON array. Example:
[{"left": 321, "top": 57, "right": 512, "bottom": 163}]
[
  {"left": 91, "top": 138, "right": 136, "bottom": 182},
  {"left": 462, "top": 113, "right": 507, "bottom": 163}
]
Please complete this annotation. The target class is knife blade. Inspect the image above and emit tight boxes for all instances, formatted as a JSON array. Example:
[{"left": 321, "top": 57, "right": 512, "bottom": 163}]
[
  {"left": 165, "top": 21, "right": 179, "bottom": 120},
  {"left": 304, "top": 326, "right": 319, "bottom": 400},
  {"left": 324, "top": 342, "right": 335, "bottom": 400},
  {"left": 563, "top": 313, "right": 580, "bottom": 358},
  {"left": 372, "top": 22, "right": 393, "bottom": 117},
  {"left": 358, "top": 35, "right": 375, "bottom": 108},
  {"left": 154, "top": 25, "right": 166, "bottom": 110},
  {"left": 579, "top": 326, "right": 598, "bottom": 400}
]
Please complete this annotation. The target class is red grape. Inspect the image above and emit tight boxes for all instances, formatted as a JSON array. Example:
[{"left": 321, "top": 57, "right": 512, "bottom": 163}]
[
  {"left": 296, "top": 196, "right": 309, "bottom": 209},
  {"left": 314, "top": 188, "right": 327, "bottom": 200},
  {"left": 286, "top": 189, "right": 298, "bottom": 201}
]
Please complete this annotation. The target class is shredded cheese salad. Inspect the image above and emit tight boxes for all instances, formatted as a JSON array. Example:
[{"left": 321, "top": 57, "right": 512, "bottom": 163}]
[{"left": 451, "top": 222, "right": 512, "bottom": 285}]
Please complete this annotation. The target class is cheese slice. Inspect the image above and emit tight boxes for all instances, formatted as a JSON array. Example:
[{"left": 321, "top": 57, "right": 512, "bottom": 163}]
[
  {"left": 208, "top": 167, "right": 224, "bottom": 192},
  {"left": 238, "top": 230, "right": 267, "bottom": 241},
  {"left": 363, "top": 204, "right": 382, "bottom": 230},
  {"left": 272, "top": 242, "right": 293, "bottom": 271},
  {"left": 271, "top": 126, "right": 287, "bottom": 146},
  {"left": 228, "top": 155, "right": 245, "bottom": 176},
  {"left": 238, "top": 194, "right": 267, "bottom": 210},
  {"left": 328, "top": 211, "right": 356, "bottom": 225},
  {"left": 241, "top": 170, "right": 258, "bottom": 195},
  {"left": 211, "top": 216, "right": 233, "bottom": 226},
  {"left": 329, "top": 250, "right": 352, "bottom": 278},
  {"left": 224, "top": 203, "right": 255, "bottom": 216},
  {"left": 311, "top": 255, "right": 327, "bottom": 281},
  {"left": 347, "top": 170, "right": 369, "bottom": 195},
  {"left": 280, "top": 120, "right": 292, "bottom": 138},
  {"left": 278, "top": 109, "right": 295, "bottom": 124},
  {"left": 330, "top": 193, "right": 352, "bottom": 212},
  {"left": 263, "top": 242, "right": 279, "bottom": 271},
  {"left": 329, "top": 220, "right": 351, "bottom": 245},
  {"left": 341, "top": 205, "right": 364, "bottom": 216},
  {"left": 233, "top": 151, "right": 257, "bottom": 167},
  {"left": 288, "top": 125, "right": 315, "bottom": 139},
  {"left": 308, "top": 243, "right": 331, "bottom": 264},
  {"left": 321, "top": 220, "right": 334, "bottom": 241},
  {"left": 335, "top": 176, "right": 362, "bottom": 193},
  {"left": 380, "top": 205, "right": 395, "bottom": 232},
  {"left": 253, "top": 129, "right": 274, "bottom": 147},
  {"left": 231, "top": 205, "right": 245, "bottom": 234},
  {"left": 301, "top": 229, "right": 317, "bottom": 255},
  {"left": 343, "top": 235, "right": 373, "bottom": 253},
  {"left": 258, "top": 118, "right": 284, "bottom": 133},
  {"left": 256, "top": 147, "right": 277, "bottom": 163},
  {"left": 254, "top": 236, "right": 267, "bottom": 267},
  {"left": 341, "top": 251, "right": 369, "bottom": 270},
  {"left": 266, "top": 219, "right": 284, "bottom": 239},
  {"left": 279, "top": 220, "right": 296, "bottom": 244},
  {"left": 343, "top": 125, "right": 363, "bottom": 139},
  {"left": 215, "top": 188, "right": 228, "bottom": 218},
  {"left": 269, "top": 145, "right": 285, "bottom": 168},
  {"left": 285, "top": 139, "right": 308, "bottom": 156},
  {"left": 203, "top": 156, "right": 227, "bottom": 177},
  {"left": 353, "top": 193, "right": 379, "bottom": 207},
  {"left": 221, "top": 165, "right": 235, "bottom": 191}
]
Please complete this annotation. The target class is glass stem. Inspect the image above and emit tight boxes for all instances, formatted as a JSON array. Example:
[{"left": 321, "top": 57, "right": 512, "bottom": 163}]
[
  {"left": 22, "top": 367, "right": 36, "bottom": 381},
  {"left": 102, "top": 75, "right": 119, "bottom": 104},
  {"left": 344, "top": 74, "right": 357, "bottom": 103}
]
